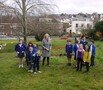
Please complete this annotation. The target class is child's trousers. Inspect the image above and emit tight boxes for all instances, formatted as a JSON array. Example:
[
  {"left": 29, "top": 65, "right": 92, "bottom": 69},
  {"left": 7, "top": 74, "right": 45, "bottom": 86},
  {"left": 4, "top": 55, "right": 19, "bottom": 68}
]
[
  {"left": 77, "top": 58, "right": 83, "bottom": 71},
  {"left": 28, "top": 61, "right": 33, "bottom": 70},
  {"left": 85, "top": 62, "right": 89, "bottom": 72},
  {"left": 33, "top": 60, "right": 40, "bottom": 72},
  {"left": 90, "top": 56, "right": 95, "bottom": 66}
]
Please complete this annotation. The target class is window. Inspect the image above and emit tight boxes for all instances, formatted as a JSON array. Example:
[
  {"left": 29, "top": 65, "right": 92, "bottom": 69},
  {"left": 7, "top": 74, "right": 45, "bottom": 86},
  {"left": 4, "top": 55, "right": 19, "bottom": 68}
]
[
  {"left": 81, "top": 24, "right": 84, "bottom": 27},
  {"left": 76, "top": 24, "right": 78, "bottom": 27}
]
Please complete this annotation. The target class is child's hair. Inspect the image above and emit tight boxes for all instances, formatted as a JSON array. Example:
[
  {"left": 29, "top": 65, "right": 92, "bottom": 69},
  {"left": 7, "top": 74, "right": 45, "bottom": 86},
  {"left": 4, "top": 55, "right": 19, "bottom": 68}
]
[
  {"left": 19, "top": 39, "right": 23, "bottom": 44},
  {"left": 28, "top": 42, "right": 34, "bottom": 46},
  {"left": 19, "top": 38, "right": 23, "bottom": 42},
  {"left": 75, "top": 39, "right": 78, "bottom": 43},
  {"left": 67, "top": 39, "right": 71, "bottom": 42},
  {"left": 81, "top": 35, "right": 85, "bottom": 39}
]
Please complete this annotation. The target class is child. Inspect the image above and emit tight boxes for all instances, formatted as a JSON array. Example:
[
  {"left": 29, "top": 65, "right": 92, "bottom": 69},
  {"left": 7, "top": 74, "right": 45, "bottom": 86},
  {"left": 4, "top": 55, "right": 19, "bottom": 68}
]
[
  {"left": 27, "top": 46, "right": 41, "bottom": 74},
  {"left": 90, "top": 40, "right": 96, "bottom": 66},
  {"left": 76, "top": 44, "right": 84, "bottom": 71},
  {"left": 83, "top": 44, "right": 91, "bottom": 72},
  {"left": 73, "top": 39, "right": 79, "bottom": 68},
  {"left": 26, "top": 42, "right": 35, "bottom": 66},
  {"left": 15, "top": 39, "right": 26, "bottom": 68},
  {"left": 80, "top": 36, "right": 87, "bottom": 50},
  {"left": 65, "top": 39, "right": 73, "bottom": 66},
  {"left": 73, "top": 40, "right": 79, "bottom": 60}
]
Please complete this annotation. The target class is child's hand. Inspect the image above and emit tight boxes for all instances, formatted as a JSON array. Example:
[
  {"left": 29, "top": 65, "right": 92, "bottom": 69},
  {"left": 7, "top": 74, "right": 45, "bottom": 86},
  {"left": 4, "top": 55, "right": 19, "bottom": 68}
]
[
  {"left": 22, "top": 51, "right": 24, "bottom": 53},
  {"left": 17, "top": 52, "right": 19, "bottom": 54},
  {"left": 46, "top": 48, "right": 49, "bottom": 51},
  {"left": 32, "top": 54, "right": 35, "bottom": 57}
]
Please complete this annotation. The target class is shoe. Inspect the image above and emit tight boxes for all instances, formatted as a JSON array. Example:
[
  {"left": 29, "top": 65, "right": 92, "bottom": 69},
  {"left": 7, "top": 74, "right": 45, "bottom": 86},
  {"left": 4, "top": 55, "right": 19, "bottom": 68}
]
[
  {"left": 38, "top": 71, "right": 41, "bottom": 73},
  {"left": 34, "top": 72, "right": 37, "bottom": 74},
  {"left": 30, "top": 70, "right": 33, "bottom": 73}
]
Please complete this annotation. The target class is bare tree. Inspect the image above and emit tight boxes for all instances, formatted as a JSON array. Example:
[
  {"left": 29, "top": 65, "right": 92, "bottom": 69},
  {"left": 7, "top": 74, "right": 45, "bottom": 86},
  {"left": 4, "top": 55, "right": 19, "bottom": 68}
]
[{"left": 8, "top": 0, "right": 56, "bottom": 43}]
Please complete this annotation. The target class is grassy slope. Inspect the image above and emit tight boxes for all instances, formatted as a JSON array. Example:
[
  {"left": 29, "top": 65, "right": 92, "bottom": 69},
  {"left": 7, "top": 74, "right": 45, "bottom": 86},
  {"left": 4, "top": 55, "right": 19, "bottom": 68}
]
[{"left": 0, "top": 39, "right": 103, "bottom": 90}]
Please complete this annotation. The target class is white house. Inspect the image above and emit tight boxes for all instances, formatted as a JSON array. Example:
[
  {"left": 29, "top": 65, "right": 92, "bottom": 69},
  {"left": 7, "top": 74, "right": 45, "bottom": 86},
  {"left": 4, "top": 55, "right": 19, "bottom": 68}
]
[{"left": 67, "top": 15, "right": 93, "bottom": 34}]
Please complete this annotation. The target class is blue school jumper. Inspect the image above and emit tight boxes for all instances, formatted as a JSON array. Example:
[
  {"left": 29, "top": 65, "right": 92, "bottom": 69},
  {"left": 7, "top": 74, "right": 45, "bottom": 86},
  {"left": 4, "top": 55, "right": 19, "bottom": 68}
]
[
  {"left": 66, "top": 44, "right": 73, "bottom": 58},
  {"left": 73, "top": 44, "right": 78, "bottom": 60},
  {"left": 80, "top": 39, "right": 87, "bottom": 50},
  {"left": 15, "top": 44, "right": 26, "bottom": 58},
  {"left": 90, "top": 44, "right": 96, "bottom": 57},
  {"left": 27, "top": 46, "right": 40, "bottom": 71},
  {"left": 90, "top": 44, "right": 96, "bottom": 66}
]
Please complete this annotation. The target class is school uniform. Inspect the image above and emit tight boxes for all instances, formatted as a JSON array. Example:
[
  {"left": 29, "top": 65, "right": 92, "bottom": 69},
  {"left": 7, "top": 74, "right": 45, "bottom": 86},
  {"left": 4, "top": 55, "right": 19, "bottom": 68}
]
[
  {"left": 80, "top": 39, "right": 87, "bottom": 50},
  {"left": 26, "top": 45, "right": 38, "bottom": 66},
  {"left": 15, "top": 43, "right": 26, "bottom": 58},
  {"left": 27, "top": 46, "right": 40, "bottom": 72},
  {"left": 65, "top": 44, "right": 73, "bottom": 65},
  {"left": 66, "top": 44, "right": 73, "bottom": 58},
  {"left": 73, "top": 44, "right": 79, "bottom": 60},
  {"left": 32, "top": 46, "right": 40, "bottom": 72},
  {"left": 90, "top": 44, "right": 96, "bottom": 66},
  {"left": 27, "top": 51, "right": 34, "bottom": 70},
  {"left": 33, "top": 54, "right": 40, "bottom": 72},
  {"left": 76, "top": 48, "right": 84, "bottom": 71},
  {"left": 83, "top": 51, "right": 91, "bottom": 72}
]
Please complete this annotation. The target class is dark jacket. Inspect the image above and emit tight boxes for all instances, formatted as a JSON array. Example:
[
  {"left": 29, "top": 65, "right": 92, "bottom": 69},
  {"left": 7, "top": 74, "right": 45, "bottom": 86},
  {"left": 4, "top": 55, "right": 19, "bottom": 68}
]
[
  {"left": 27, "top": 46, "right": 40, "bottom": 62},
  {"left": 15, "top": 44, "right": 26, "bottom": 54}
]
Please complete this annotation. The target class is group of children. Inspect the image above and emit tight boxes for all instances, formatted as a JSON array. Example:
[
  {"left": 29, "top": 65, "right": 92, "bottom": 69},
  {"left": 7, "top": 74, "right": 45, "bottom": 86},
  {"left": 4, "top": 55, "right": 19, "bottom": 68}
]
[
  {"left": 65, "top": 36, "right": 96, "bottom": 72},
  {"left": 15, "top": 39, "right": 41, "bottom": 74},
  {"left": 15, "top": 36, "right": 96, "bottom": 74}
]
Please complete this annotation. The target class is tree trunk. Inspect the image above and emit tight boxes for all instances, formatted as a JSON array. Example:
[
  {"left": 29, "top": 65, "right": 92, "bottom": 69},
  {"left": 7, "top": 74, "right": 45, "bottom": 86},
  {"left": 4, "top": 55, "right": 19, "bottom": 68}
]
[
  {"left": 22, "top": 0, "right": 27, "bottom": 43},
  {"left": 23, "top": 26, "right": 27, "bottom": 43}
]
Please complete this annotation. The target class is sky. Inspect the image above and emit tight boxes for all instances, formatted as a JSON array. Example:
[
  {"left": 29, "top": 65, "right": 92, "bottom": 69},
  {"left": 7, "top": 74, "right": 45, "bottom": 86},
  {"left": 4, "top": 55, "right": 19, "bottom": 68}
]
[
  {"left": 5, "top": 0, "right": 103, "bottom": 14},
  {"left": 54, "top": 0, "right": 103, "bottom": 14}
]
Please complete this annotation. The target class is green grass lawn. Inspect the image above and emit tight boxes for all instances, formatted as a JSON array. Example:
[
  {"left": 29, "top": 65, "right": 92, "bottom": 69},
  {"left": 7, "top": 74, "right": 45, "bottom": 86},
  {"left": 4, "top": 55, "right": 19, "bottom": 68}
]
[{"left": 0, "top": 38, "right": 103, "bottom": 90}]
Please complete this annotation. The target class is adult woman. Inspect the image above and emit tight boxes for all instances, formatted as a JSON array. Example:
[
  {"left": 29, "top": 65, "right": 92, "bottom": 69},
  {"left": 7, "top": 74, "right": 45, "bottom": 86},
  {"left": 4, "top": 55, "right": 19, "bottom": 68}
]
[{"left": 42, "top": 33, "right": 52, "bottom": 66}]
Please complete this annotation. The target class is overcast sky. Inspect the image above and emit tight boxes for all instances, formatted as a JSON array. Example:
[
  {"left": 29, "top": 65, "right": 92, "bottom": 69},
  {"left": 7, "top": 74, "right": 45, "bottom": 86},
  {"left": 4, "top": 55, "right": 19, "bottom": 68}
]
[
  {"left": 5, "top": 0, "right": 103, "bottom": 14},
  {"left": 54, "top": 0, "right": 103, "bottom": 14}
]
